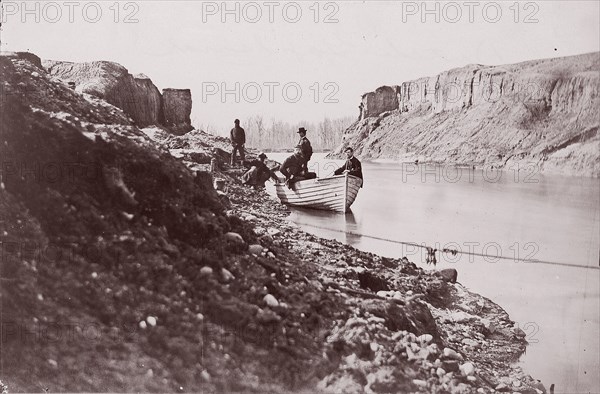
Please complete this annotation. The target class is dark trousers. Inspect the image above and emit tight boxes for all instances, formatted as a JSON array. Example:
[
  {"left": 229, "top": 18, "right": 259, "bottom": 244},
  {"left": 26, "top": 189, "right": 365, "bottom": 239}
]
[{"left": 231, "top": 144, "right": 245, "bottom": 165}]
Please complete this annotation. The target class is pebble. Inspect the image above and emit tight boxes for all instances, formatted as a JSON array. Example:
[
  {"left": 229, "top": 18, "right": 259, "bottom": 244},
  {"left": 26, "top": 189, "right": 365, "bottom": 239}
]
[
  {"left": 139, "top": 321, "right": 147, "bottom": 329},
  {"left": 495, "top": 383, "right": 509, "bottom": 392},
  {"left": 443, "top": 347, "right": 463, "bottom": 360},
  {"left": 199, "top": 266, "right": 213, "bottom": 277},
  {"left": 418, "top": 334, "right": 433, "bottom": 344},
  {"left": 267, "top": 228, "right": 281, "bottom": 236},
  {"left": 37, "top": 294, "right": 44, "bottom": 301},
  {"left": 224, "top": 232, "right": 244, "bottom": 243},
  {"left": 200, "top": 370, "right": 211, "bottom": 382},
  {"left": 461, "top": 338, "right": 479, "bottom": 347},
  {"left": 459, "top": 362, "right": 475, "bottom": 376},
  {"left": 436, "top": 367, "right": 446, "bottom": 378},
  {"left": 196, "top": 313, "right": 204, "bottom": 321},
  {"left": 256, "top": 308, "right": 281, "bottom": 324},
  {"left": 263, "top": 294, "right": 279, "bottom": 307},
  {"left": 467, "top": 375, "right": 477, "bottom": 382},
  {"left": 146, "top": 316, "right": 157, "bottom": 327},
  {"left": 412, "top": 379, "right": 427, "bottom": 387},
  {"left": 244, "top": 214, "right": 258, "bottom": 221},
  {"left": 221, "top": 268, "right": 235, "bottom": 282},
  {"left": 248, "top": 244, "right": 264, "bottom": 255},
  {"left": 481, "top": 318, "right": 496, "bottom": 333},
  {"left": 47, "top": 359, "right": 58, "bottom": 368},
  {"left": 91, "top": 272, "right": 98, "bottom": 279}
]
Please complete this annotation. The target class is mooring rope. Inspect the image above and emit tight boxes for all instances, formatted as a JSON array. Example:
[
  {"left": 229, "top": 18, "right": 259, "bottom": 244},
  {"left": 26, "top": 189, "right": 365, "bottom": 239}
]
[{"left": 294, "top": 221, "right": 600, "bottom": 271}]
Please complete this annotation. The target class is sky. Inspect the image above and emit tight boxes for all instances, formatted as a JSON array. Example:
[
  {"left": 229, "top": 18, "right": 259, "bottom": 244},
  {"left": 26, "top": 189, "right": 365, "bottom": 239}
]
[{"left": 1, "top": 0, "right": 599, "bottom": 133}]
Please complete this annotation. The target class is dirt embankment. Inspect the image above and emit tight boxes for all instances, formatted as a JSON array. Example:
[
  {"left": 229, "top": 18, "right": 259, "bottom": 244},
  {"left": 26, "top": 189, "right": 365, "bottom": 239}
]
[
  {"left": 332, "top": 52, "right": 600, "bottom": 177},
  {"left": 1, "top": 52, "right": 545, "bottom": 393}
]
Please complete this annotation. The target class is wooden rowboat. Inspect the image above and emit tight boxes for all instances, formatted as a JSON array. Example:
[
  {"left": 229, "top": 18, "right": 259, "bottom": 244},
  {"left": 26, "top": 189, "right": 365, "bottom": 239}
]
[{"left": 274, "top": 173, "right": 363, "bottom": 213}]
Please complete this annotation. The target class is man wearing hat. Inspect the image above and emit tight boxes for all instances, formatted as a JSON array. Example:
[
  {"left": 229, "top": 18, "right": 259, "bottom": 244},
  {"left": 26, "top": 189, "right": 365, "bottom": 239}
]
[
  {"left": 230, "top": 119, "right": 246, "bottom": 167},
  {"left": 241, "top": 152, "right": 277, "bottom": 189},
  {"left": 296, "top": 127, "right": 313, "bottom": 172}
]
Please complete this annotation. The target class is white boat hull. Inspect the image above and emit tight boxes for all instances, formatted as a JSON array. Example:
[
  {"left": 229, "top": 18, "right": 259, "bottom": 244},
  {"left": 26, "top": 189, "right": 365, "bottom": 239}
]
[{"left": 275, "top": 174, "right": 362, "bottom": 213}]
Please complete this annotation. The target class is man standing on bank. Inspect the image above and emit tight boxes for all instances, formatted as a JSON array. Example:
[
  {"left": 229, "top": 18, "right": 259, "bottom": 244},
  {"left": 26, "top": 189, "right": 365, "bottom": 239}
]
[
  {"left": 334, "top": 147, "right": 363, "bottom": 181},
  {"left": 296, "top": 127, "right": 313, "bottom": 172},
  {"left": 230, "top": 118, "right": 246, "bottom": 167}
]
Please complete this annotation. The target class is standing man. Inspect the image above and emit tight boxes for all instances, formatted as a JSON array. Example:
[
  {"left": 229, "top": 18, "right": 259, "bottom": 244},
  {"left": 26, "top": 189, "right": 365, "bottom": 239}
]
[
  {"left": 296, "top": 127, "right": 312, "bottom": 172},
  {"left": 334, "top": 147, "right": 363, "bottom": 182},
  {"left": 230, "top": 119, "right": 246, "bottom": 167}
]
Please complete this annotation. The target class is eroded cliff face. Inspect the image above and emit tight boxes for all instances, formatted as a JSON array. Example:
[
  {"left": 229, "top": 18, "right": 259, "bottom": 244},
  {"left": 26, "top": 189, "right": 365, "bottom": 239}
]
[
  {"left": 333, "top": 52, "right": 600, "bottom": 177},
  {"left": 42, "top": 59, "right": 192, "bottom": 133},
  {"left": 163, "top": 88, "right": 193, "bottom": 134}
]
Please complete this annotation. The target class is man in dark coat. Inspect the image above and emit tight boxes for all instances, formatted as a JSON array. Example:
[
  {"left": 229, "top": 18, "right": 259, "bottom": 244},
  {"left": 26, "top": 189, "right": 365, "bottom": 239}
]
[
  {"left": 230, "top": 119, "right": 246, "bottom": 166},
  {"left": 279, "top": 147, "right": 304, "bottom": 181},
  {"left": 296, "top": 127, "right": 312, "bottom": 172},
  {"left": 334, "top": 147, "right": 363, "bottom": 181},
  {"left": 279, "top": 146, "right": 316, "bottom": 188},
  {"left": 242, "top": 152, "right": 277, "bottom": 188}
]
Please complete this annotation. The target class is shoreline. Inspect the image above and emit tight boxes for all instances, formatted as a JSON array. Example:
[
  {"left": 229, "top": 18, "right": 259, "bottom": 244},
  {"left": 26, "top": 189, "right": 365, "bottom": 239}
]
[{"left": 202, "top": 162, "right": 547, "bottom": 393}]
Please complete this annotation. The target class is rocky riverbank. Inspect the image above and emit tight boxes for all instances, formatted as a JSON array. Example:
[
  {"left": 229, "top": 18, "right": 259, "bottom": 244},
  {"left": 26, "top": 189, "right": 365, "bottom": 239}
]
[{"left": 0, "top": 51, "right": 545, "bottom": 393}]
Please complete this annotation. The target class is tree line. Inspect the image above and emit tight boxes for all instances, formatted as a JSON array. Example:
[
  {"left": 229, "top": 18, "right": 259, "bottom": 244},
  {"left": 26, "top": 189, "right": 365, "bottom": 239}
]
[{"left": 203, "top": 115, "right": 355, "bottom": 152}]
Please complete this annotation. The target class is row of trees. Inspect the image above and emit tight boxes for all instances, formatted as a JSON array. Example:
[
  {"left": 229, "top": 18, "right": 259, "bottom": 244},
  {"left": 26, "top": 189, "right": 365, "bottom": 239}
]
[{"left": 203, "top": 115, "right": 355, "bottom": 151}]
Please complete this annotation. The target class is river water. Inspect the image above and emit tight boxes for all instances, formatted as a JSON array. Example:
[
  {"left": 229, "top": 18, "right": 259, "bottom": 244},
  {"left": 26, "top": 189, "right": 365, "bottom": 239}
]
[{"left": 265, "top": 153, "right": 600, "bottom": 393}]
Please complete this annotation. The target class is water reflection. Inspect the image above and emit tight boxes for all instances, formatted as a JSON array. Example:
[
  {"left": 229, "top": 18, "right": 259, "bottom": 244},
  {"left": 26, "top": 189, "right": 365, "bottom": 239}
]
[{"left": 288, "top": 208, "right": 362, "bottom": 245}]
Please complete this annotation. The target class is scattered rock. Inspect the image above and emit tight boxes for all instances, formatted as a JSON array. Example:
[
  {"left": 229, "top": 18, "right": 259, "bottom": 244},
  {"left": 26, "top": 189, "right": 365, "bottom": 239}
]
[
  {"left": 146, "top": 316, "right": 157, "bottom": 327},
  {"left": 495, "top": 383, "right": 510, "bottom": 392},
  {"left": 417, "top": 334, "right": 433, "bottom": 345},
  {"left": 461, "top": 338, "right": 479, "bottom": 347},
  {"left": 47, "top": 359, "right": 58, "bottom": 368},
  {"left": 224, "top": 232, "right": 244, "bottom": 244},
  {"left": 256, "top": 308, "right": 281, "bottom": 324},
  {"left": 438, "top": 268, "right": 458, "bottom": 283},
  {"left": 412, "top": 379, "right": 428, "bottom": 388},
  {"left": 481, "top": 318, "right": 496, "bottom": 334},
  {"left": 200, "top": 370, "right": 211, "bottom": 382},
  {"left": 443, "top": 347, "right": 463, "bottom": 361},
  {"left": 266, "top": 228, "right": 281, "bottom": 236},
  {"left": 199, "top": 266, "right": 213, "bottom": 277},
  {"left": 459, "top": 362, "right": 475, "bottom": 376},
  {"left": 248, "top": 244, "right": 264, "bottom": 256},
  {"left": 139, "top": 321, "right": 147, "bottom": 329},
  {"left": 263, "top": 294, "right": 279, "bottom": 307},
  {"left": 221, "top": 268, "right": 235, "bottom": 282}
]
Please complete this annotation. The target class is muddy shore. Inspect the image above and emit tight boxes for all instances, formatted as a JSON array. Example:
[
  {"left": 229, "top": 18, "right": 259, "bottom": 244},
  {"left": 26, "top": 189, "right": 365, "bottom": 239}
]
[{"left": 171, "top": 138, "right": 548, "bottom": 393}]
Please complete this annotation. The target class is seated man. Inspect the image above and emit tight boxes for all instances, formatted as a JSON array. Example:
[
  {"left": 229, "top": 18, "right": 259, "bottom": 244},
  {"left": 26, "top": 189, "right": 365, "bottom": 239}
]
[
  {"left": 242, "top": 152, "right": 277, "bottom": 188},
  {"left": 279, "top": 146, "right": 315, "bottom": 188},
  {"left": 334, "top": 147, "right": 363, "bottom": 180}
]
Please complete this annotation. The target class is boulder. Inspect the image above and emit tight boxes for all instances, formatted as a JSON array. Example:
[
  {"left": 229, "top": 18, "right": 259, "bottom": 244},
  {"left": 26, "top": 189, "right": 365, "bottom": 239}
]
[
  {"left": 1, "top": 51, "right": 42, "bottom": 68},
  {"left": 43, "top": 60, "right": 163, "bottom": 127},
  {"left": 163, "top": 88, "right": 193, "bottom": 134},
  {"left": 438, "top": 268, "right": 458, "bottom": 283}
]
